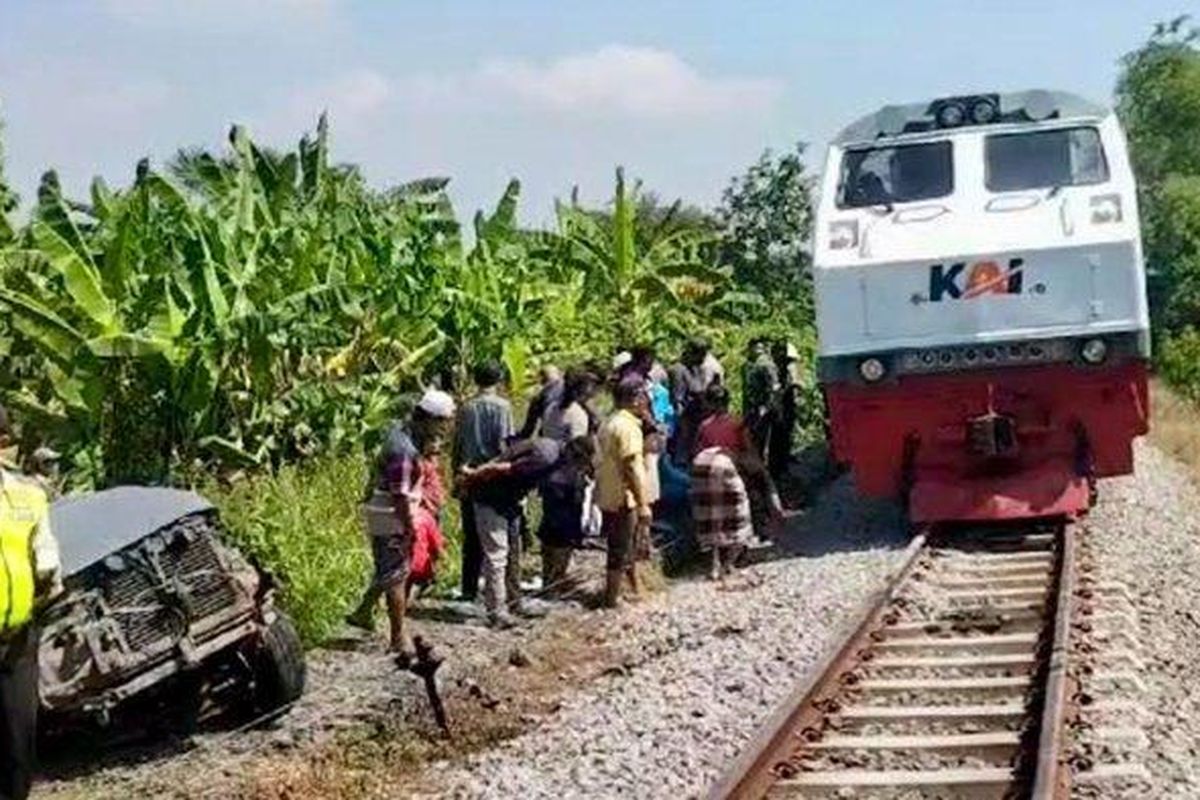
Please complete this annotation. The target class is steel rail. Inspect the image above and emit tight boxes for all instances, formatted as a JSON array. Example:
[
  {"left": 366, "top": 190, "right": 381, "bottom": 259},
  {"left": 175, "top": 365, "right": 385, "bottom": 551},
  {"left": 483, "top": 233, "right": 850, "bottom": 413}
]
[
  {"left": 707, "top": 532, "right": 929, "bottom": 800},
  {"left": 710, "top": 524, "right": 1074, "bottom": 800},
  {"left": 1030, "top": 523, "right": 1075, "bottom": 799}
]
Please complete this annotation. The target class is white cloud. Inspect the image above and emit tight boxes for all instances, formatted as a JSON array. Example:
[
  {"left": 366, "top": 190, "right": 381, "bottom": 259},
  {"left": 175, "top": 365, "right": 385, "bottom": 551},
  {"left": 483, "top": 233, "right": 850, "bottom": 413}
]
[
  {"left": 101, "top": 0, "right": 337, "bottom": 30},
  {"left": 257, "top": 46, "right": 780, "bottom": 149},
  {"left": 262, "top": 68, "right": 390, "bottom": 140},
  {"left": 0, "top": 59, "right": 173, "bottom": 136},
  {"left": 379, "top": 45, "right": 782, "bottom": 122},
  {"left": 292, "top": 69, "right": 390, "bottom": 122},
  {"left": 475, "top": 45, "right": 782, "bottom": 119},
  {"left": 246, "top": 47, "right": 786, "bottom": 218}
]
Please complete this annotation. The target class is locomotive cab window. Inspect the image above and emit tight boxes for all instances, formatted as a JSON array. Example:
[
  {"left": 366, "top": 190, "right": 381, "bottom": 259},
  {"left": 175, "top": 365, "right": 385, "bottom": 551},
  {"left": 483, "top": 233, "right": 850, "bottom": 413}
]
[
  {"left": 837, "top": 141, "right": 953, "bottom": 209},
  {"left": 985, "top": 127, "right": 1108, "bottom": 192}
]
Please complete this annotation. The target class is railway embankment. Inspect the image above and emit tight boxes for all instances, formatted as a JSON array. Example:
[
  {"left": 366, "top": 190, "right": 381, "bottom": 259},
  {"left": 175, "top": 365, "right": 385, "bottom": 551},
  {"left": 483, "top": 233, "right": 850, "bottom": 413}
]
[
  {"left": 34, "top": 423, "right": 1200, "bottom": 800},
  {"left": 1077, "top": 441, "right": 1200, "bottom": 798}
]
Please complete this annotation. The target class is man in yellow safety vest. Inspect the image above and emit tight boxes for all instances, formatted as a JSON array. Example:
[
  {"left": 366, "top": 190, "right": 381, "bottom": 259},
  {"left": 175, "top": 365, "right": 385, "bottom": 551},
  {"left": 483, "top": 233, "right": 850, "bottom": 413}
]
[{"left": 0, "top": 406, "right": 61, "bottom": 800}]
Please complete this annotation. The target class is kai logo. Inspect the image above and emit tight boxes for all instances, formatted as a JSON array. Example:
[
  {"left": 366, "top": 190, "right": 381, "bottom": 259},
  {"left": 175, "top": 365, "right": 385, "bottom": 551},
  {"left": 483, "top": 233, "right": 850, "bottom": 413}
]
[{"left": 928, "top": 258, "right": 1026, "bottom": 302}]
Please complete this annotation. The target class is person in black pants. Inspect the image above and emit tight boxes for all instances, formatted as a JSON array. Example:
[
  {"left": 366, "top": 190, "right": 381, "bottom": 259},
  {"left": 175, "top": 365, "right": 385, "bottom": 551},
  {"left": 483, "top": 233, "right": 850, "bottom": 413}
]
[
  {"left": 458, "top": 501, "right": 482, "bottom": 600},
  {"left": 0, "top": 627, "right": 39, "bottom": 800}
]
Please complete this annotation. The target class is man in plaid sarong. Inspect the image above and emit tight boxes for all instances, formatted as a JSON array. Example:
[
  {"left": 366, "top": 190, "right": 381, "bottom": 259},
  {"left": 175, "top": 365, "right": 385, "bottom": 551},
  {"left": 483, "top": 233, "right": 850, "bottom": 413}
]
[{"left": 690, "top": 447, "right": 755, "bottom": 579}]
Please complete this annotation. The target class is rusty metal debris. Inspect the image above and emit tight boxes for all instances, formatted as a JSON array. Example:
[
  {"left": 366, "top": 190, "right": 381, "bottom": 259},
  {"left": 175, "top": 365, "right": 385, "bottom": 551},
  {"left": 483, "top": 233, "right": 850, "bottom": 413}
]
[{"left": 397, "top": 635, "right": 450, "bottom": 737}]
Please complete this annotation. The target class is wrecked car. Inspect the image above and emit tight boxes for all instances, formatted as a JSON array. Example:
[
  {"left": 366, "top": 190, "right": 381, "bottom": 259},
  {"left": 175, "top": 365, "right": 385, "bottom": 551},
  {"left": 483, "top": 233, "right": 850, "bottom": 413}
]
[{"left": 37, "top": 486, "right": 305, "bottom": 729}]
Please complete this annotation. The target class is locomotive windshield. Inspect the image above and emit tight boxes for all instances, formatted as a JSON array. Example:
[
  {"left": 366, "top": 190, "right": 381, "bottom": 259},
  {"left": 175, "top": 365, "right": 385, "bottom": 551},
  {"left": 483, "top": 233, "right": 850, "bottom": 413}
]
[
  {"left": 837, "top": 140, "right": 952, "bottom": 209},
  {"left": 985, "top": 127, "right": 1108, "bottom": 192}
]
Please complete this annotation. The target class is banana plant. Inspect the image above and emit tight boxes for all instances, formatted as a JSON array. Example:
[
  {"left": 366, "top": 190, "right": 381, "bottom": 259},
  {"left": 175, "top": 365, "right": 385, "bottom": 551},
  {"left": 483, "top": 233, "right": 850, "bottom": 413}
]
[
  {"left": 552, "top": 167, "right": 732, "bottom": 343},
  {"left": 0, "top": 117, "right": 459, "bottom": 483}
]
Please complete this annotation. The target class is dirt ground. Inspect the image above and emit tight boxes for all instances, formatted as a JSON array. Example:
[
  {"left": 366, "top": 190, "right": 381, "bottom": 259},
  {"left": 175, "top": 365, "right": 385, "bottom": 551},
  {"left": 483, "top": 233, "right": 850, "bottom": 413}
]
[
  {"left": 34, "top": 449, "right": 843, "bottom": 800},
  {"left": 34, "top": 549, "right": 633, "bottom": 800},
  {"left": 29, "top": 451, "right": 859, "bottom": 800}
]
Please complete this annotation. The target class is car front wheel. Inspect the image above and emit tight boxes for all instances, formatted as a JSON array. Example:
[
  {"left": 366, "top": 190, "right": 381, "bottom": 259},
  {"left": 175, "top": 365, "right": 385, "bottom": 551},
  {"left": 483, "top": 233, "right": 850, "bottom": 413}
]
[{"left": 253, "top": 611, "right": 306, "bottom": 713}]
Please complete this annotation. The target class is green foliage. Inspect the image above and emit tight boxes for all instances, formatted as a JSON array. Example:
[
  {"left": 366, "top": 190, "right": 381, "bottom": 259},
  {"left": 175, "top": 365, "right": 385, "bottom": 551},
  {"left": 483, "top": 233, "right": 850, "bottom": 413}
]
[
  {"left": 0, "top": 115, "right": 822, "bottom": 644},
  {"left": 0, "top": 118, "right": 471, "bottom": 484},
  {"left": 1116, "top": 17, "right": 1200, "bottom": 397},
  {"left": 716, "top": 143, "right": 815, "bottom": 308},
  {"left": 0, "top": 116, "right": 16, "bottom": 245},
  {"left": 549, "top": 167, "right": 733, "bottom": 347},
  {"left": 1118, "top": 18, "right": 1200, "bottom": 332},
  {"left": 197, "top": 455, "right": 369, "bottom": 646},
  {"left": 1159, "top": 327, "right": 1200, "bottom": 402}
]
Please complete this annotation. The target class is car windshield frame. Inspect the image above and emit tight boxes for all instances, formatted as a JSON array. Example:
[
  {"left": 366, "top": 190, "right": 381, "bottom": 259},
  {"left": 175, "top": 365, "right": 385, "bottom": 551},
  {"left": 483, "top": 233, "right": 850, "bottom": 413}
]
[
  {"left": 836, "top": 140, "right": 954, "bottom": 210},
  {"left": 985, "top": 125, "right": 1109, "bottom": 193}
]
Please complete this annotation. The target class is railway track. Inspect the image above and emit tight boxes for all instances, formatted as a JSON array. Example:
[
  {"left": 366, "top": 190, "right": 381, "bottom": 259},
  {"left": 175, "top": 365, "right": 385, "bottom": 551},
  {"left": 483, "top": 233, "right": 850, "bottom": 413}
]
[{"left": 710, "top": 524, "right": 1080, "bottom": 799}]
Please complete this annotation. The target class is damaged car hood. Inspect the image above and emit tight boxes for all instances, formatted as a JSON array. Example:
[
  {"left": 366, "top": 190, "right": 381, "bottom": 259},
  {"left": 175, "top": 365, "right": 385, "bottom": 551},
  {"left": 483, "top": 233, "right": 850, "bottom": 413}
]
[{"left": 51, "top": 486, "right": 215, "bottom": 576}]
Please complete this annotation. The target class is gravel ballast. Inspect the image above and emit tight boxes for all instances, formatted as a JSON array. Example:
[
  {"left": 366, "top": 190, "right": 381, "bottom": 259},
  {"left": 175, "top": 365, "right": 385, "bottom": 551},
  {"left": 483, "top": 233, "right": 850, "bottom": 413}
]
[
  {"left": 1076, "top": 442, "right": 1200, "bottom": 798},
  {"left": 417, "top": 480, "right": 909, "bottom": 800},
  {"left": 38, "top": 439, "right": 1200, "bottom": 800}
]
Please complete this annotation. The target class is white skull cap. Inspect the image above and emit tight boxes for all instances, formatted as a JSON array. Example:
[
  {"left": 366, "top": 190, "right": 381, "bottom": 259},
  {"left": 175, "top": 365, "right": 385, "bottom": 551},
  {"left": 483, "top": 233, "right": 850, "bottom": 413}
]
[
  {"left": 612, "top": 351, "right": 633, "bottom": 370},
  {"left": 417, "top": 388, "right": 456, "bottom": 419}
]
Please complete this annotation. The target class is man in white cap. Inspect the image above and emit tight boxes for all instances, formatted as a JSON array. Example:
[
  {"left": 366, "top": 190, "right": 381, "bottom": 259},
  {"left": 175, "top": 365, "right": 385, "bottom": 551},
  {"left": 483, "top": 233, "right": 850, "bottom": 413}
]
[{"left": 347, "top": 388, "right": 455, "bottom": 655}]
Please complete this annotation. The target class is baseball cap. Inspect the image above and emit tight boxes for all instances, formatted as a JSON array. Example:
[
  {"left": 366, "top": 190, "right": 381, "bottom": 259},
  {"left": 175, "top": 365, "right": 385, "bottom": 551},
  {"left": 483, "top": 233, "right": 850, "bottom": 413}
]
[{"left": 417, "top": 388, "right": 456, "bottom": 419}]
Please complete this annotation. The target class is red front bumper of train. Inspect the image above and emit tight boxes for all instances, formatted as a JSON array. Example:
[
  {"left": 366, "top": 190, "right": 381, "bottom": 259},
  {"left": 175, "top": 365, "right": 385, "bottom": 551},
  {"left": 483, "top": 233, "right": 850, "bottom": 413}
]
[{"left": 822, "top": 361, "right": 1149, "bottom": 523}]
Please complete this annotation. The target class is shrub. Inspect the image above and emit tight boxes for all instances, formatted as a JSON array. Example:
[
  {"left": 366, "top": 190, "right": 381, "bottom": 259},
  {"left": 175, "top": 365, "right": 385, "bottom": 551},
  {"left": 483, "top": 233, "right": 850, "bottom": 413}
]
[
  {"left": 198, "top": 453, "right": 468, "bottom": 646},
  {"left": 1158, "top": 328, "right": 1200, "bottom": 401},
  {"left": 197, "top": 456, "right": 371, "bottom": 646}
]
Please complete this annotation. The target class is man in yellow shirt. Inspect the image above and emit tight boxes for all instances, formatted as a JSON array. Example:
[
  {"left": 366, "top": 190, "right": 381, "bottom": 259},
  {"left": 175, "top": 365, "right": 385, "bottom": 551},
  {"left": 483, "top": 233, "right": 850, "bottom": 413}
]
[
  {"left": 0, "top": 406, "right": 61, "bottom": 800},
  {"left": 595, "top": 379, "right": 653, "bottom": 608}
]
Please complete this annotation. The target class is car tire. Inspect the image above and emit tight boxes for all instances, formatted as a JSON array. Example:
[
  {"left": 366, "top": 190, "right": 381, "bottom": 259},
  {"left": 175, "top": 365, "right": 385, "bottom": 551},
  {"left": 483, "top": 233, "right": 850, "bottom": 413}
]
[{"left": 254, "top": 611, "right": 306, "bottom": 712}]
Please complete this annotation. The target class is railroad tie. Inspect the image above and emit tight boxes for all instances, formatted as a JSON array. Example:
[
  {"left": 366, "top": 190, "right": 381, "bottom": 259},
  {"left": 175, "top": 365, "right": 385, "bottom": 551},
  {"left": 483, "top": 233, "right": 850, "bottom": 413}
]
[
  {"left": 872, "top": 632, "right": 1037, "bottom": 652},
  {"left": 868, "top": 652, "right": 1035, "bottom": 669},
  {"left": 836, "top": 703, "right": 1025, "bottom": 723},
  {"left": 857, "top": 675, "right": 1031, "bottom": 692},
  {"left": 933, "top": 575, "right": 1051, "bottom": 590},
  {"left": 810, "top": 731, "right": 1020, "bottom": 752},
  {"left": 768, "top": 767, "right": 1015, "bottom": 796}
]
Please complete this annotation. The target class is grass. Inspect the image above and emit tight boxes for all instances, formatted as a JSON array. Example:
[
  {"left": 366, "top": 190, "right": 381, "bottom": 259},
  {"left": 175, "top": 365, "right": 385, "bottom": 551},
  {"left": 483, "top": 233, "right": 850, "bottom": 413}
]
[
  {"left": 197, "top": 456, "right": 372, "bottom": 646},
  {"left": 1148, "top": 378, "right": 1200, "bottom": 473},
  {"left": 196, "top": 454, "right": 481, "bottom": 647}
]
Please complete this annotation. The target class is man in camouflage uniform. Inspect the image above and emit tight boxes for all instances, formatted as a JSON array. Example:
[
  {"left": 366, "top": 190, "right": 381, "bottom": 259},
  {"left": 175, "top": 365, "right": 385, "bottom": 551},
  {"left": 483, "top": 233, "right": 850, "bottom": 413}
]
[
  {"left": 741, "top": 338, "right": 779, "bottom": 462},
  {"left": 769, "top": 340, "right": 802, "bottom": 480}
]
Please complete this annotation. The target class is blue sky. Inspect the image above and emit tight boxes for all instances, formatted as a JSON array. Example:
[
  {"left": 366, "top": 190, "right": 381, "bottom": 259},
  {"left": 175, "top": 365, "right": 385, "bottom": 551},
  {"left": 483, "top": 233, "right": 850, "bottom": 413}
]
[{"left": 0, "top": 1, "right": 1189, "bottom": 224}]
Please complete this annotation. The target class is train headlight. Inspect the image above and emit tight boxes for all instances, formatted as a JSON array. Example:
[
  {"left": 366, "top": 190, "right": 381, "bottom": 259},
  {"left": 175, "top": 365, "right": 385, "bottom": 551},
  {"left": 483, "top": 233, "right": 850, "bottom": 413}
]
[
  {"left": 1081, "top": 338, "right": 1108, "bottom": 365},
  {"left": 1090, "top": 194, "right": 1123, "bottom": 224},
  {"left": 1023, "top": 91, "right": 1056, "bottom": 121},
  {"left": 969, "top": 98, "right": 997, "bottom": 124},
  {"left": 936, "top": 102, "right": 966, "bottom": 128},
  {"left": 829, "top": 220, "right": 859, "bottom": 250},
  {"left": 859, "top": 357, "right": 886, "bottom": 382}
]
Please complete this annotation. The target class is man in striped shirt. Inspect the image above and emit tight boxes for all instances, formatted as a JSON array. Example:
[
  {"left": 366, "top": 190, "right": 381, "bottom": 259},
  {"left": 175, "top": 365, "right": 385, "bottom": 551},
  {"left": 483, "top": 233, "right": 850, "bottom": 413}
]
[{"left": 348, "top": 390, "right": 455, "bottom": 654}]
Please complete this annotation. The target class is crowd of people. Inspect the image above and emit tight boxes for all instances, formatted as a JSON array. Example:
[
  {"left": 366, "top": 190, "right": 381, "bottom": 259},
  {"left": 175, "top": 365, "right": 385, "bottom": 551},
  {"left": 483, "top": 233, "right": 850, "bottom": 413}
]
[
  {"left": 348, "top": 337, "right": 805, "bottom": 655},
  {"left": 0, "top": 336, "right": 805, "bottom": 799}
]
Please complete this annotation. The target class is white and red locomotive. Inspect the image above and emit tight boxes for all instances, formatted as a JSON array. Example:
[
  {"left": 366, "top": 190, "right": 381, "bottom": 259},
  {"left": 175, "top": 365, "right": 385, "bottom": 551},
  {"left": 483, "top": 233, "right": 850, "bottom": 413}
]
[{"left": 813, "top": 90, "right": 1149, "bottom": 523}]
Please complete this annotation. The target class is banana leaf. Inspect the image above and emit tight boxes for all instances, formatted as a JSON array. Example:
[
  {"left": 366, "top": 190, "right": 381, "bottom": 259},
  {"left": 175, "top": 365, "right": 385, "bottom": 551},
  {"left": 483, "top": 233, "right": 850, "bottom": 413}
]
[
  {"left": 31, "top": 222, "right": 118, "bottom": 332},
  {"left": 0, "top": 288, "right": 86, "bottom": 361}
]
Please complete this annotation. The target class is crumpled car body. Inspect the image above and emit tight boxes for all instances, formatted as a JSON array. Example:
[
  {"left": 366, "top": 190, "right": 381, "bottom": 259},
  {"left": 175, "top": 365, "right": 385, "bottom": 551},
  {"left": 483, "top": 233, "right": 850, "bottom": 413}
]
[{"left": 38, "top": 487, "right": 305, "bottom": 727}]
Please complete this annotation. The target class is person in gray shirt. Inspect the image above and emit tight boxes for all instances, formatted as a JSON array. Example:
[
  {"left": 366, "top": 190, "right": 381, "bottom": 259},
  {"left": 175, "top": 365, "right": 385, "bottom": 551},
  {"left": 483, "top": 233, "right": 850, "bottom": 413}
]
[{"left": 452, "top": 360, "right": 514, "bottom": 601}]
